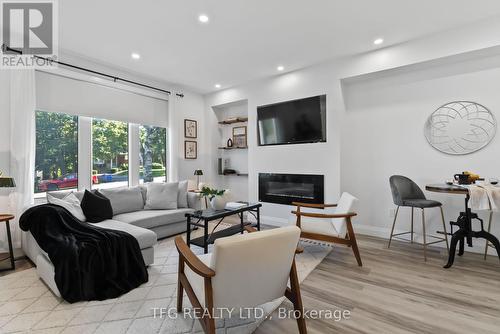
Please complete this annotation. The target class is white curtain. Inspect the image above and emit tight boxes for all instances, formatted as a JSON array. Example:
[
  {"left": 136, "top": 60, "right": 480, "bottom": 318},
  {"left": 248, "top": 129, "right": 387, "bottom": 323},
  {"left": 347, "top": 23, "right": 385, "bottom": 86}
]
[
  {"left": 9, "top": 70, "right": 36, "bottom": 248},
  {"left": 168, "top": 95, "right": 179, "bottom": 182}
]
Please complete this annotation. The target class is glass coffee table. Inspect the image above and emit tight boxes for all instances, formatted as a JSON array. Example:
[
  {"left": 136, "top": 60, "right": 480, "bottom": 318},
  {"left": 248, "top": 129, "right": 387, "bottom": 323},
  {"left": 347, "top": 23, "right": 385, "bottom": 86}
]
[{"left": 185, "top": 202, "right": 262, "bottom": 253}]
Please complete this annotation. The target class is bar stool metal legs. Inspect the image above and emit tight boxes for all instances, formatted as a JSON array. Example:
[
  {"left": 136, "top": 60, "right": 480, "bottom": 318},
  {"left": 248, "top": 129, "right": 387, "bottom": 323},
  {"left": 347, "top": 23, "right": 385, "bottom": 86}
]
[
  {"left": 422, "top": 209, "right": 427, "bottom": 261},
  {"left": 388, "top": 206, "right": 400, "bottom": 248},
  {"left": 411, "top": 208, "right": 414, "bottom": 243},
  {"left": 388, "top": 206, "right": 449, "bottom": 261}
]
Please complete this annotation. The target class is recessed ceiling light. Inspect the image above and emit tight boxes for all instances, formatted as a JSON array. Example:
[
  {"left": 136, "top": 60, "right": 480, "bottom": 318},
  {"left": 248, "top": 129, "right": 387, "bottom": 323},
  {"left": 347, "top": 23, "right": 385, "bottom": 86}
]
[
  {"left": 198, "top": 14, "right": 209, "bottom": 23},
  {"left": 215, "top": 84, "right": 221, "bottom": 89},
  {"left": 131, "top": 52, "right": 141, "bottom": 60},
  {"left": 373, "top": 38, "right": 384, "bottom": 45},
  {"left": 277, "top": 65, "right": 284, "bottom": 71}
]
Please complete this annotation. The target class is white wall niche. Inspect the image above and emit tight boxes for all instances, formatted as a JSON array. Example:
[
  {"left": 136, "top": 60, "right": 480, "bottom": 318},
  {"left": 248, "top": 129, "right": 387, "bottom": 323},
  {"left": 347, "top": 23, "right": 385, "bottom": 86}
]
[{"left": 211, "top": 99, "right": 249, "bottom": 202}]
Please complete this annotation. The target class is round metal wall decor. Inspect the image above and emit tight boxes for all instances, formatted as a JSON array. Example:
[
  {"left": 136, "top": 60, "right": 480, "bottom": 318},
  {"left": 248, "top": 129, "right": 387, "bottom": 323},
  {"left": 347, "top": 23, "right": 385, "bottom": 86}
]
[{"left": 424, "top": 101, "right": 496, "bottom": 155}]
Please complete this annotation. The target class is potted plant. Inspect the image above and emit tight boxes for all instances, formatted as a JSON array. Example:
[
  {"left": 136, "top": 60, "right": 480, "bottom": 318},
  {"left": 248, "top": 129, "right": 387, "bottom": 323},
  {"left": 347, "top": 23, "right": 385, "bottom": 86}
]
[{"left": 200, "top": 186, "right": 227, "bottom": 210}]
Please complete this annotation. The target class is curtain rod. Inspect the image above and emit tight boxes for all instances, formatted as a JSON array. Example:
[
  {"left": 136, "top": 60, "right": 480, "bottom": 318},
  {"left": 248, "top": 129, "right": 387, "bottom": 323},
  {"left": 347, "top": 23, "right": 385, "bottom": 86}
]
[{"left": 1, "top": 44, "right": 184, "bottom": 97}]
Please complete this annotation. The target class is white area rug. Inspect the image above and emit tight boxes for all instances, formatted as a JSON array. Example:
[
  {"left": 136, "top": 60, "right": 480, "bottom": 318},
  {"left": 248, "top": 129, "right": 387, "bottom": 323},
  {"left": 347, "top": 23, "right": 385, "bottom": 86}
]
[{"left": 0, "top": 231, "right": 332, "bottom": 334}]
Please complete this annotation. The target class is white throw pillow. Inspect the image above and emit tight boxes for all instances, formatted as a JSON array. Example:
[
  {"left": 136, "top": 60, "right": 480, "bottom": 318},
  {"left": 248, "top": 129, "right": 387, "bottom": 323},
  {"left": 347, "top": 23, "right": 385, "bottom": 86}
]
[
  {"left": 145, "top": 182, "right": 179, "bottom": 210},
  {"left": 178, "top": 180, "right": 188, "bottom": 208},
  {"left": 47, "top": 192, "right": 87, "bottom": 222}
]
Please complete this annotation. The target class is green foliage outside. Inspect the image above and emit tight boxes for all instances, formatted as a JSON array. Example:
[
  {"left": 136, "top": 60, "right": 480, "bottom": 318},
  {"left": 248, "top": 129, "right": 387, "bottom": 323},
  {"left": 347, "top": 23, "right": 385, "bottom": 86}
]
[
  {"left": 140, "top": 125, "right": 167, "bottom": 182},
  {"left": 92, "top": 118, "right": 128, "bottom": 173},
  {"left": 151, "top": 162, "right": 164, "bottom": 170},
  {"left": 111, "top": 168, "right": 166, "bottom": 178},
  {"left": 35, "top": 112, "right": 168, "bottom": 191},
  {"left": 35, "top": 111, "right": 78, "bottom": 191}
]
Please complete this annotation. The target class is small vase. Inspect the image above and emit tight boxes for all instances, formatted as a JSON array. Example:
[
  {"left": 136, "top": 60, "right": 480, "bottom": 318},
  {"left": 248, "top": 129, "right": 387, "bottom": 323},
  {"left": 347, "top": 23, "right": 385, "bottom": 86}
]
[
  {"left": 227, "top": 138, "right": 233, "bottom": 147},
  {"left": 210, "top": 196, "right": 227, "bottom": 210}
]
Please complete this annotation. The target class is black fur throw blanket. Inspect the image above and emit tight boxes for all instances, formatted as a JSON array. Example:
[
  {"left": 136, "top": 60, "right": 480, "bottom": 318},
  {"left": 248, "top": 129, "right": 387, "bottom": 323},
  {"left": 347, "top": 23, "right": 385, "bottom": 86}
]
[{"left": 20, "top": 204, "right": 148, "bottom": 303}]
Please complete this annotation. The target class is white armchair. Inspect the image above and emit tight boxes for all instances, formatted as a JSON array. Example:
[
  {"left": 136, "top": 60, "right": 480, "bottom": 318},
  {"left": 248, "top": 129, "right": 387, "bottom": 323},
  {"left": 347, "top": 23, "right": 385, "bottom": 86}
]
[
  {"left": 175, "top": 226, "right": 306, "bottom": 334},
  {"left": 292, "top": 192, "right": 362, "bottom": 266}
]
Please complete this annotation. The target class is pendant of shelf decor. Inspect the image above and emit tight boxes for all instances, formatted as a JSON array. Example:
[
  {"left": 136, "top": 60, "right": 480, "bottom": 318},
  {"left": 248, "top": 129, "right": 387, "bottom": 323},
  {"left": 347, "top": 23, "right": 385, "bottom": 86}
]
[{"left": 424, "top": 101, "right": 496, "bottom": 155}]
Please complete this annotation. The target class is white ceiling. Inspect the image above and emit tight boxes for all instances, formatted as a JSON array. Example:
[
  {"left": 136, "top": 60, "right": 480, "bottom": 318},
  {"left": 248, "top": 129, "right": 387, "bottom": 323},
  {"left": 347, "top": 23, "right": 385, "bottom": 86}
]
[{"left": 60, "top": 0, "right": 500, "bottom": 93}]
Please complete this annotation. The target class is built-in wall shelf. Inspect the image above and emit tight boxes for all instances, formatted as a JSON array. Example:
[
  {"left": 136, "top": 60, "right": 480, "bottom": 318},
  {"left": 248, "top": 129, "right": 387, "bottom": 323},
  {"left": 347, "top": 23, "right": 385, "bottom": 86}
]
[
  {"left": 218, "top": 146, "right": 248, "bottom": 150},
  {"left": 218, "top": 117, "right": 248, "bottom": 125},
  {"left": 212, "top": 99, "right": 249, "bottom": 202}
]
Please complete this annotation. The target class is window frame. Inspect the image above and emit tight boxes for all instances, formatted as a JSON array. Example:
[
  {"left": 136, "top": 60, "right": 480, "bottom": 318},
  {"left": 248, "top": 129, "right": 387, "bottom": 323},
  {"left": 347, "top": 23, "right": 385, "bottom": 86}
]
[
  {"left": 91, "top": 117, "right": 130, "bottom": 191},
  {"left": 34, "top": 114, "right": 168, "bottom": 198},
  {"left": 34, "top": 110, "right": 79, "bottom": 198},
  {"left": 139, "top": 124, "right": 168, "bottom": 184}
]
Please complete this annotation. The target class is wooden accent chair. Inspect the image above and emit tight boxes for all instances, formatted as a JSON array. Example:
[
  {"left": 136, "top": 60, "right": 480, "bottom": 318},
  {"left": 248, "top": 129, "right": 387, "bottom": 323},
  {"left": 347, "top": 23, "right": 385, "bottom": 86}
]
[
  {"left": 292, "top": 192, "right": 362, "bottom": 266},
  {"left": 175, "top": 226, "right": 307, "bottom": 334}
]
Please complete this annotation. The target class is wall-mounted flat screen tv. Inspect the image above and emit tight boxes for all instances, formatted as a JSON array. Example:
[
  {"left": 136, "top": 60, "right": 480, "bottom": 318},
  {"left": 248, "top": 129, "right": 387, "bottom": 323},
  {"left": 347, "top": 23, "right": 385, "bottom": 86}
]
[{"left": 257, "top": 95, "right": 326, "bottom": 146}]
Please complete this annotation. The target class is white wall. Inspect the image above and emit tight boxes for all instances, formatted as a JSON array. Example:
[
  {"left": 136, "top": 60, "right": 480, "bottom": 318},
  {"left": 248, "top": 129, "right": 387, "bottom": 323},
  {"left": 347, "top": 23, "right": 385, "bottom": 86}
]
[
  {"left": 205, "top": 68, "right": 344, "bottom": 225},
  {"left": 341, "top": 53, "right": 500, "bottom": 253},
  {"left": 203, "top": 18, "right": 500, "bottom": 255},
  {"left": 175, "top": 91, "right": 207, "bottom": 183}
]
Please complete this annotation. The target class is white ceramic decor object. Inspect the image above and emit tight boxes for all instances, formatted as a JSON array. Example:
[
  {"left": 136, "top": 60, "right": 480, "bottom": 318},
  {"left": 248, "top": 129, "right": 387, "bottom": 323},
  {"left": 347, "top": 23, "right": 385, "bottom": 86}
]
[{"left": 210, "top": 195, "right": 228, "bottom": 210}]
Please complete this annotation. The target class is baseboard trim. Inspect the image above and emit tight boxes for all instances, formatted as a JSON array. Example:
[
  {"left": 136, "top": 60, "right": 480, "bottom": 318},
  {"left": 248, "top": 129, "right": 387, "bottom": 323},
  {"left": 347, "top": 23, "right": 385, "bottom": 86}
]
[
  {"left": 258, "top": 216, "right": 495, "bottom": 256},
  {"left": 260, "top": 215, "right": 289, "bottom": 227},
  {"left": 354, "top": 224, "right": 493, "bottom": 255}
]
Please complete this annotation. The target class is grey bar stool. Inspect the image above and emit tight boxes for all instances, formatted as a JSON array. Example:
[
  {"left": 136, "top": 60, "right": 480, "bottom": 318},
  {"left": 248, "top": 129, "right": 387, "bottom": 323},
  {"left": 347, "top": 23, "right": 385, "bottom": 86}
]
[{"left": 388, "top": 175, "right": 449, "bottom": 261}]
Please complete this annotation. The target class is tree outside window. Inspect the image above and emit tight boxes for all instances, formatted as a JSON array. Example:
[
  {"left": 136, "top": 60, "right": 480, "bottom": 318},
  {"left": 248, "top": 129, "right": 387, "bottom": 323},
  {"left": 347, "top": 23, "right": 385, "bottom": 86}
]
[
  {"left": 35, "top": 114, "right": 166, "bottom": 193},
  {"left": 139, "top": 125, "right": 166, "bottom": 183},
  {"left": 35, "top": 111, "right": 78, "bottom": 194},
  {"left": 92, "top": 118, "right": 129, "bottom": 189}
]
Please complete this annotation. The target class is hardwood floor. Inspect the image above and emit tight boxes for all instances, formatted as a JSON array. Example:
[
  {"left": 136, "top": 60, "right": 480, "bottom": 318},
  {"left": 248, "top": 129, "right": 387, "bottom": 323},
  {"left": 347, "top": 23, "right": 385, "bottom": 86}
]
[
  {"left": 4, "top": 226, "right": 500, "bottom": 333},
  {"left": 256, "top": 235, "right": 500, "bottom": 334}
]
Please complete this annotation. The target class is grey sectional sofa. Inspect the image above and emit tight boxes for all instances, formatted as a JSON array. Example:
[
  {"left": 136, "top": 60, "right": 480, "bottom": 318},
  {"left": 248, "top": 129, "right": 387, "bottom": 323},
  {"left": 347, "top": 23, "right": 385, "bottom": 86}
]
[{"left": 21, "top": 182, "right": 201, "bottom": 297}]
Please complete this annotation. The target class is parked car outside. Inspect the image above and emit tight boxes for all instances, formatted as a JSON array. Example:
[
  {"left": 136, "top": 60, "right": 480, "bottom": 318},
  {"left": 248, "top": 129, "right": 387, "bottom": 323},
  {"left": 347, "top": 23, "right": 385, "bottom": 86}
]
[
  {"left": 98, "top": 170, "right": 129, "bottom": 183},
  {"left": 38, "top": 173, "right": 98, "bottom": 191}
]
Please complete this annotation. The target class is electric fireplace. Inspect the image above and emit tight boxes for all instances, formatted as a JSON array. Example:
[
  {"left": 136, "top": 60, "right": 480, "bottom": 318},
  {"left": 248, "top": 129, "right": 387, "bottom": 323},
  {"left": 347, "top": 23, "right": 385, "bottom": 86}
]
[{"left": 258, "top": 173, "right": 324, "bottom": 205}]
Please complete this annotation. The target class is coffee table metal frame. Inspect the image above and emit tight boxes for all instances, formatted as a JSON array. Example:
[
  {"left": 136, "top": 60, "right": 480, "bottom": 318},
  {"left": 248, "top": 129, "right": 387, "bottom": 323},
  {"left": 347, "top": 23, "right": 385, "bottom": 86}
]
[{"left": 185, "top": 203, "right": 262, "bottom": 254}]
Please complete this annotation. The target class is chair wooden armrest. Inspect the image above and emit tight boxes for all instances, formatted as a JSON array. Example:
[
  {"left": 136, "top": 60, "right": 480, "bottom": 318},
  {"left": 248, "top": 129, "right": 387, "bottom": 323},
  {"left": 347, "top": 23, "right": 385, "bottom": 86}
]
[
  {"left": 291, "top": 211, "right": 357, "bottom": 219},
  {"left": 244, "top": 226, "right": 258, "bottom": 233},
  {"left": 175, "top": 236, "right": 215, "bottom": 278},
  {"left": 292, "top": 202, "right": 337, "bottom": 208}
]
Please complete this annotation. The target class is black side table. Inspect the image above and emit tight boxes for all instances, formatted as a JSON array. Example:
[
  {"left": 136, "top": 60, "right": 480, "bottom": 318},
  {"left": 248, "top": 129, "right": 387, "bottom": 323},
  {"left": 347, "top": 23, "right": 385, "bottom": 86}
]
[{"left": 0, "top": 214, "right": 15, "bottom": 272}]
